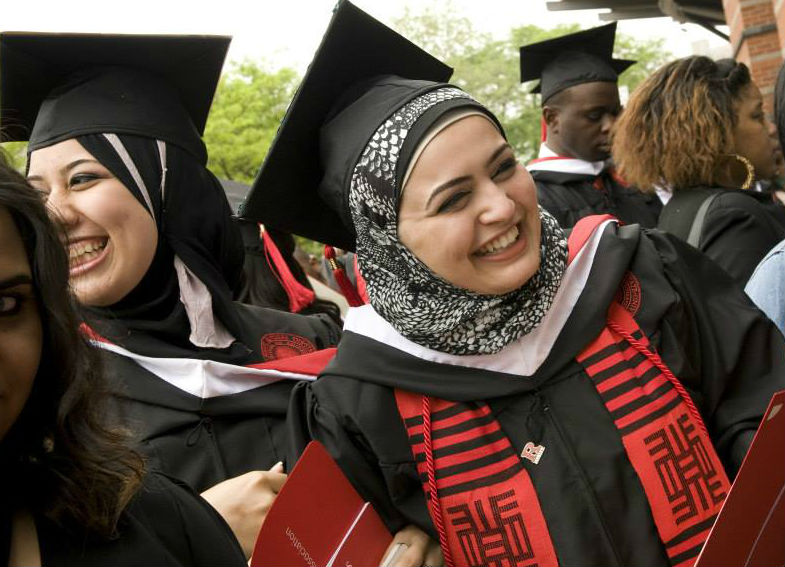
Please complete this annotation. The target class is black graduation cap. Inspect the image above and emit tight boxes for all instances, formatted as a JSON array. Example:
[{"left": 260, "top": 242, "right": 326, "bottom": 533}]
[
  {"left": 240, "top": 0, "right": 453, "bottom": 251},
  {"left": 519, "top": 22, "right": 635, "bottom": 103},
  {"left": 0, "top": 32, "right": 230, "bottom": 163}
]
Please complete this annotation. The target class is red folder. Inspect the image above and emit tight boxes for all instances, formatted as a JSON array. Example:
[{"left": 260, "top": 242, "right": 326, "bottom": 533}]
[
  {"left": 250, "top": 441, "right": 392, "bottom": 567},
  {"left": 695, "top": 390, "right": 785, "bottom": 567}
]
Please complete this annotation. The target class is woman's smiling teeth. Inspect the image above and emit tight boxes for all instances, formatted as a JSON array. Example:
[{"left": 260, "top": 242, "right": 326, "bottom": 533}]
[
  {"left": 476, "top": 225, "right": 520, "bottom": 256},
  {"left": 69, "top": 239, "right": 108, "bottom": 264}
]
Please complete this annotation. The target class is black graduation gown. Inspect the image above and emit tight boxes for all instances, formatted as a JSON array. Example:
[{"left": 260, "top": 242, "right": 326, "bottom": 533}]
[
  {"left": 532, "top": 168, "right": 662, "bottom": 229},
  {"left": 286, "top": 223, "right": 785, "bottom": 567},
  {"left": 659, "top": 187, "right": 785, "bottom": 287},
  {"left": 37, "top": 472, "right": 245, "bottom": 566},
  {"left": 104, "top": 302, "right": 340, "bottom": 493}
]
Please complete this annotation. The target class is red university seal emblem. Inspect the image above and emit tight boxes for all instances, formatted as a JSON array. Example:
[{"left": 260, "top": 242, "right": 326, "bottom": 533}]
[{"left": 260, "top": 333, "right": 316, "bottom": 360}]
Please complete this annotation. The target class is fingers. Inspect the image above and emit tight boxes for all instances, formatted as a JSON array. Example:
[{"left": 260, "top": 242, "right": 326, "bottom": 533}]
[
  {"left": 381, "top": 525, "right": 433, "bottom": 567},
  {"left": 423, "top": 541, "right": 444, "bottom": 567},
  {"left": 393, "top": 543, "right": 428, "bottom": 567},
  {"left": 198, "top": 469, "right": 292, "bottom": 560},
  {"left": 200, "top": 470, "right": 287, "bottom": 514},
  {"left": 239, "top": 469, "right": 288, "bottom": 493},
  {"left": 380, "top": 542, "right": 409, "bottom": 567},
  {"left": 262, "top": 471, "right": 287, "bottom": 493}
]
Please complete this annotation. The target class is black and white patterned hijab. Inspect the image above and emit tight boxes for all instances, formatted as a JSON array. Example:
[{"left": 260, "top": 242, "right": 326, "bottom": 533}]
[{"left": 348, "top": 87, "right": 568, "bottom": 355}]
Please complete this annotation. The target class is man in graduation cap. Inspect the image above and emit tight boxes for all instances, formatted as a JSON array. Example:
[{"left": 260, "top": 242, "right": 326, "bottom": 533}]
[{"left": 521, "top": 23, "right": 662, "bottom": 228}]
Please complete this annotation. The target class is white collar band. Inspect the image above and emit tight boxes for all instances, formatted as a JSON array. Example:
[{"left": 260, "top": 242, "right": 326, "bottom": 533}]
[{"left": 526, "top": 143, "right": 606, "bottom": 176}]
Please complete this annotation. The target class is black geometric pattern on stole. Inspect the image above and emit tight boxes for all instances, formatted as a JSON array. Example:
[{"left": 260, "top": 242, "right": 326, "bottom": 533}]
[
  {"left": 579, "top": 329, "right": 645, "bottom": 369},
  {"left": 447, "top": 490, "right": 539, "bottom": 567},
  {"left": 581, "top": 332, "right": 689, "bottom": 437},
  {"left": 645, "top": 413, "right": 726, "bottom": 525},
  {"left": 406, "top": 402, "right": 523, "bottom": 498}
]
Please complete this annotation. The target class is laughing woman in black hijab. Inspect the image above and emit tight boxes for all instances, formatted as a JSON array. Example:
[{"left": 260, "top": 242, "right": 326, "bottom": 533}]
[
  {"left": 243, "top": 4, "right": 785, "bottom": 566},
  {"left": 1, "top": 33, "right": 340, "bottom": 557}
]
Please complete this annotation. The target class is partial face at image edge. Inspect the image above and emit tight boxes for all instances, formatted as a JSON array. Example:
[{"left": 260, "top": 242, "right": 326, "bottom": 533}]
[
  {"left": 0, "top": 206, "right": 42, "bottom": 442},
  {"left": 732, "top": 82, "right": 780, "bottom": 183}
]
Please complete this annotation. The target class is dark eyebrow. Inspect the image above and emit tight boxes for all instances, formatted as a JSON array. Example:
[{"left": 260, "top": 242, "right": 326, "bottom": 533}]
[
  {"left": 486, "top": 143, "right": 512, "bottom": 167},
  {"left": 0, "top": 274, "right": 33, "bottom": 290},
  {"left": 27, "top": 158, "right": 99, "bottom": 182},
  {"left": 425, "top": 176, "right": 471, "bottom": 209},
  {"left": 582, "top": 101, "right": 621, "bottom": 110},
  {"left": 425, "top": 143, "right": 512, "bottom": 209}
]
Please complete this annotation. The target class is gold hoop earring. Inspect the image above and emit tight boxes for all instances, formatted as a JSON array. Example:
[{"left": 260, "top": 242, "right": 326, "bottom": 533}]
[{"left": 730, "top": 154, "right": 755, "bottom": 190}]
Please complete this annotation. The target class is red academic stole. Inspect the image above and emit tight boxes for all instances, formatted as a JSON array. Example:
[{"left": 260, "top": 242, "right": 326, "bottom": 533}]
[
  {"left": 394, "top": 393, "right": 558, "bottom": 567},
  {"left": 577, "top": 303, "right": 730, "bottom": 567},
  {"left": 394, "top": 216, "right": 731, "bottom": 567}
]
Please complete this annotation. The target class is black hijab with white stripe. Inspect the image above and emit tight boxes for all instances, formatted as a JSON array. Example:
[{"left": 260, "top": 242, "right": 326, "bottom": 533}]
[
  {"left": 71, "top": 133, "right": 252, "bottom": 361},
  {"left": 21, "top": 64, "right": 260, "bottom": 360},
  {"left": 20, "top": 60, "right": 277, "bottom": 360}
]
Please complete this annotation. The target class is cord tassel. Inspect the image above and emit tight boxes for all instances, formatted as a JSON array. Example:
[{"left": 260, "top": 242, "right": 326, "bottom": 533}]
[
  {"left": 262, "top": 227, "right": 315, "bottom": 313},
  {"left": 324, "top": 245, "right": 365, "bottom": 307},
  {"left": 422, "top": 395, "right": 455, "bottom": 567}
]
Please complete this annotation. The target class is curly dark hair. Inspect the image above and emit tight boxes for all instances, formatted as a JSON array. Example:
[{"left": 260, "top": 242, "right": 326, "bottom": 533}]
[
  {"left": 613, "top": 56, "right": 752, "bottom": 191},
  {"left": 0, "top": 152, "right": 144, "bottom": 538}
]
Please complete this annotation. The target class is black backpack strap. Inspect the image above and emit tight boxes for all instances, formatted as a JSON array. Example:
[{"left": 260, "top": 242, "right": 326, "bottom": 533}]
[
  {"left": 658, "top": 188, "right": 720, "bottom": 246},
  {"left": 686, "top": 192, "right": 721, "bottom": 247}
]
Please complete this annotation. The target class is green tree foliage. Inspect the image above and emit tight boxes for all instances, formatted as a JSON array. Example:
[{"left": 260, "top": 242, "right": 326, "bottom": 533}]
[
  {"left": 0, "top": 141, "right": 28, "bottom": 172},
  {"left": 393, "top": 8, "right": 672, "bottom": 163},
  {"left": 202, "top": 60, "right": 327, "bottom": 256},
  {"left": 204, "top": 59, "right": 299, "bottom": 184}
]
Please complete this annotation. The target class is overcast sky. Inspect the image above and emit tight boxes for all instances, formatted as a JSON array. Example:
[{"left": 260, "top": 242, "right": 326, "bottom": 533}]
[{"left": 3, "top": 0, "right": 730, "bottom": 71}]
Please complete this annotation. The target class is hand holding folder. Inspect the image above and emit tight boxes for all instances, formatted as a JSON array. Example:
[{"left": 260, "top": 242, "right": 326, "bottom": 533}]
[{"left": 250, "top": 441, "right": 392, "bottom": 567}]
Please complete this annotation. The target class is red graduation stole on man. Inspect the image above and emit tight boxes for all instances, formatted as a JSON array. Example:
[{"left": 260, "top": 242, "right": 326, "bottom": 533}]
[{"left": 395, "top": 216, "right": 731, "bottom": 567}]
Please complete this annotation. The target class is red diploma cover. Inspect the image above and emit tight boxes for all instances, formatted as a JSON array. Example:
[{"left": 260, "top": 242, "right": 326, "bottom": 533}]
[
  {"left": 695, "top": 390, "right": 785, "bottom": 567},
  {"left": 251, "top": 441, "right": 392, "bottom": 567}
]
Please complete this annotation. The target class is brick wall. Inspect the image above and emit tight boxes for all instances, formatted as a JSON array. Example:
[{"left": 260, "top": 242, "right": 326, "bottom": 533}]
[
  {"left": 776, "top": 0, "right": 785, "bottom": 56},
  {"left": 723, "top": 0, "right": 783, "bottom": 114}
]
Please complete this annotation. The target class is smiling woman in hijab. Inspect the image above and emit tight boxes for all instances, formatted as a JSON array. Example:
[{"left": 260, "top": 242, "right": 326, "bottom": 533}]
[
  {"left": 241, "top": 4, "right": 785, "bottom": 567},
  {"left": 1, "top": 32, "right": 341, "bottom": 557}
]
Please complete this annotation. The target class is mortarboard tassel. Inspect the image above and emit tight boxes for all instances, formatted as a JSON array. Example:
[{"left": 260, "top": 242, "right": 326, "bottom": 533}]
[
  {"left": 540, "top": 116, "right": 547, "bottom": 143},
  {"left": 262, "top": 227, "right": 315, "bottom": 313},
  {"left": 324, "top": 245, "right": 365, "bottom": 307}
]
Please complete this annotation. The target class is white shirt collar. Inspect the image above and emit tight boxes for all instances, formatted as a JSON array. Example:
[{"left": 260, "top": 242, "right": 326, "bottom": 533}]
[{"left": 526, "top": 143, "right": 607, "bottom": 177}]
